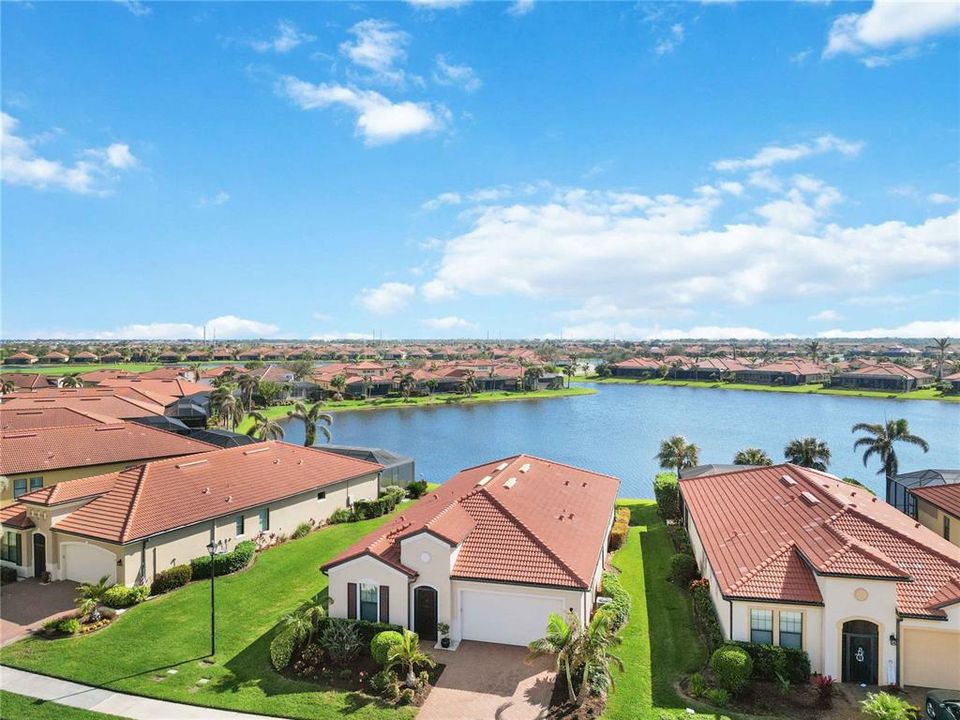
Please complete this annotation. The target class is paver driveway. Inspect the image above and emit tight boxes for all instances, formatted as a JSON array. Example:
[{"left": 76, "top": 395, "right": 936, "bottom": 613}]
[
  {"left": 1, "top": 578, "right": 79, "bottom": 646},
  {"left": 419, "top": 641, "right": 555, "bottom": 720}
]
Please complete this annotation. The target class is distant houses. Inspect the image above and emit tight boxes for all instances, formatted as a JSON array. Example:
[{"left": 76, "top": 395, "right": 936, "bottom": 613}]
[
  {"left": 831, "top": 362, "right": 935, "bottom": 392},
  {"left": 5, "top": 352, "right": 38, "bottom": 365},
  {"left": 735, "top": 360, "right": 830, "bottom": 386}
]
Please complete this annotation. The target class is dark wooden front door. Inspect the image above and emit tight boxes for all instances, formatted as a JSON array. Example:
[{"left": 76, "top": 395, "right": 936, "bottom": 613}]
[
  {"left": 842, "top": 620, "right": 878, "bottom": 685},
  {"left": 33, "top": 534, "right": 46, "bottom": 578},
  {"left": 413, "top": 586, "right": 438, "bottom": 641}
]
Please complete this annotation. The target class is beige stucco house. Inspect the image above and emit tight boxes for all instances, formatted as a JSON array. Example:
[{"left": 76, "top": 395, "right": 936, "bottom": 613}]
[{"left": 911, "top": 484, "right": 960, "bottom": 548}]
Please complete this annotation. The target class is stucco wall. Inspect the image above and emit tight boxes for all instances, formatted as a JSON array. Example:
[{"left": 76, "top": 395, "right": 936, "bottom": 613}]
[
  {"left": 685, "top": 510, "right": 732, "bottom": 639},
  {"left": 916, "top": 498, "right": 959, "bottom": 547},
  {"left": 327, "top": 555, "right": 410, "bottom": 626},
  {"left": 729, "top": 600, "right": 825, "bottom": 673},
  {"left": 400, "top": 532, "right": 456, "bottom": 630}
]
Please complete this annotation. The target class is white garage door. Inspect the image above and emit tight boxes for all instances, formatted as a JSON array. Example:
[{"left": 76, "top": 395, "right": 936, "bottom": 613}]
[
  {"left": 460, "top": 588, "right": 565, "bottom": 646},
  {"left": 62, "top": 544, "right": 117, "bottom": 585}
]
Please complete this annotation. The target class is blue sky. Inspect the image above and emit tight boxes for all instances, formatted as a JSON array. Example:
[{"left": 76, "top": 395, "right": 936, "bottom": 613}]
[{"left": 2, "top": 0, "right": 958, "bottom": 341}]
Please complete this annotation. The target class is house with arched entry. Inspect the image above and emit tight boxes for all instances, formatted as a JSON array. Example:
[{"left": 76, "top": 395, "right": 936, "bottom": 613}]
[{"left": 680, "top": 464, "right": 960, "bottom": 691}]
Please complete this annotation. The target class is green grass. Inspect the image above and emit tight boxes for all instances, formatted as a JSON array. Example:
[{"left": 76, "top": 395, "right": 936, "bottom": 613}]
[
  {"left": 1, "top": 363, "right": 162, "bottom": 376},
  {"left": 236, "top": 387, "right": 597, "bottom": 433},
  {"left": 0, "top": 509, "right": 417, "bottom": 720},
  {"left": 606, "top": 501, "right": 731, "bottom": 720},
  {"left": 0, "top": 691, "right": 126, "bottom": 720},
  {"left": 575, "top": 376, "right": 958, "bottom": 402}
]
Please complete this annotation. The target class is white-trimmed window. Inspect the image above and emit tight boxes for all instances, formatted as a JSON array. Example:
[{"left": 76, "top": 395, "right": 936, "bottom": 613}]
[
  {"left": 779, "top": 611, "right": 802, "bottom": 649},
  {"left": 1, "top": 531, "right": 22, "bottom": 565},
  {"left": 359, "top": 583, "right": 379, "bottom": 622},
  {"left": 235, "top": 515, "right": 245, "bottom": 537},
  {"left": 750, "top": 609, "right": 773, "bottom": 644},
  {"left": 259, "top": 508, "right": 270, "bottom": 532}
]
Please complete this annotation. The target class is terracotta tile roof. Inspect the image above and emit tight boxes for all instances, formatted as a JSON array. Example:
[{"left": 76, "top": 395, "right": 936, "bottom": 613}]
[
  {"left": 743, "top": 360, "right": 829, "bottom": 376},
  {"left": 48, "top": 441, "right": 383, "bottom": 543},
  {"left": 0, "top": 503, "right": 35, "bottom": 529},
  {"left": 0, "top": 406, "right": 118, "bottom": 430},
  {"left": 681, "top": 464, "right": 960, "bottom": 618},
  {"left": 1, "top": 373, "right": 54, "bottom": 391},
  {"left": 0, "top": 423, "right": 215, "bottom": 475},
  {"left": 324, "top": 455, "right": 620, "bottom": 589},
  {"left": 97, "top": 378, "right": 211, "bottom": 399},
  {"left": 911, "top": 484, "right": 960, "bottom": 519},
  {"left": 7, "top": 352, "right": 38, "bottom": 361},
  {"left": 0, "top": 391, "right": 167, "bottom": 419},
  {"left": 835, "top": 363, "right": 934, "bottom": 380},
  {"left": 611, "top": 358, "right": 661, "bottom": 370}
]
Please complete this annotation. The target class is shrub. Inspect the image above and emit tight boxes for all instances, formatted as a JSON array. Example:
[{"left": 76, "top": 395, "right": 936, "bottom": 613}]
[
  {"left": 371, "top": 630, "right": 405, "bottom": 666},
  {"left": 314, "top": 617, "right": 405, "bottom": 648},
  {"left": 730, "top": 641, "right": 810, "bottom": 683},
  {"left": 103, "top": 584, "right": 148, "bottom": 609},
  {"left": 398, "top": 688, "right": 416, "bottom": 705},
  {"left": 653, "top": 472, "right": 681, "bottom": 521},
  {"left": 0, "top": 566, "right": 18, "bottom": 585},
  {"left": 689, "top": 672, "right": 707, "bottom": 698},
  {"left": 690, "top": 579, "right": 723, "bottom": 651},
  {"left": 669, "top": 553, "right": 699, "bottom": 586},
  {"left": 608, "top": 506, "right": 631, "bottom": 550},
  {"left": 58, "top": 617, "right": 82, "bottom": 635},
  {"left": 292, "top": 522, "right": 312, "bottom": 540},
  {"left": 319, "top": 619, "right": 363, "bottom": 666},
  {"left": 189, "top": 540, "right": 256, "bottom": 580},
  {"left": 383, "top": 681, "right": 401, "bottom": 702},
  {"left": 381, "top": 485, "right": 406, "bottom": 503},
  {"left": 150, "top": 564, "right": 192, "bottom": 595},
  {"left": 270, "top": 626, "right": 297, "bottom": 671},
  {"left": 667, "top": 525, "right": 693, "bottom": 554},
  {"left": 598, "top": 571, "right": 631, "bottom": 632},
  {"left": 328, "top": 508, "right": 352, "bottom": 524},
  {"left": 406, "top": 480, "right": 429, "bottom": 499},
  {"left": 710, "top": 645, "right": 753, "bottom": 695},
  {"left": 703, "top": 687, "right": 731, "bottom": 707},
  {"left": 352, "top": 493, "right": 403, "bottom": 521},
  {"left": 860, "top": 691, "right": 919, "bottom": 720},
  {"left": 814, "top": 675, "right": 835, "bottom": 707},
  {"left": 369, "top": 669, "right": 398, "bottom": 696}
]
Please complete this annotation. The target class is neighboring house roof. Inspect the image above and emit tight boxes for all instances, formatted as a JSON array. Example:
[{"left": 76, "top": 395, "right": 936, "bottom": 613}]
[
  {"left": 741, "top": 360, "right": 829, "bottom": 376},
  {"left": 321, "top": 445, "right": 413, "bottom": 471},
  {"left": 0, "top": 423, "right": 216, "bottom": 476},
  {"left": 680, "top": 464, "right": 960, "bottom": 618},
  {"left": 0, "top": 406, "right": 118, "bottom": 430},
  {"left": 834, "top": 363, "right": 934, "bottom": 380},
  {"left": 37, "top": 441, "right": 383, "bottom": 544},
  {"left": 911, "top": 484, "right": 960, "bottom": 519},
  {"left": 97, "top": 378, "right": 211, "bottom": 399},
  {"left": 6, "top": 352, "right": 38, "bottom": 361},
  {"left": 41, "top": 351, "right": 70, "bottom": 360},
  {"left": 138, "top": 367, "right": 192, "bottom": 381},
  {"left": 0, "top": 392, "right": 167, "bottom": 419},
  {"left": 324, "top": 455, "right": 620, "bottom": 590},
  {"left": 1, "top": 373, "right": 54, "bottom": 391},
  {"left": 0, "top": 503, "right": 34, "bottom": 529},
  {"left": 610, "top": 357, "right": 660, "bottom": 370},
  {"left": 894, "top": 469, "right": 960, "bottom": 489},
  {"left": 680, "top": 464, "right": 759, "bottom": 479}
]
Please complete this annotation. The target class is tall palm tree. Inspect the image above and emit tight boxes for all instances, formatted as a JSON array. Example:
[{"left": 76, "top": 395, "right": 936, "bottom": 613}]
[
  {"left": 523, "top": 365, "right": 544, "bottom": 391},
  {"left": 528, "top": 612, "right": 581, "bottom": 703},
  {"left": 387, "top": 630, "right": 436, "bottom": 688},
  {"left": 238, "top": 372, "right": 259, "bottom": 411},
  {"left": 852, "top": 418, "right": 929, "bottom": 484},
  {"left": 287, "top": 400, "right": 333, "bottom": 446},
  {"left": 1, "top": 380, "right": 17, "bottom": 394},
  {"left": 563, "top": 364, "right": 576, "bottom": 388},
  {"left": 393, "top": 370, "right": 417, "bottom": 401},
  {"left": 574, "top": 611, "right": 624, "bottom": 705},
  {"left": 928, "top": 338, "right": 951, "bottom": 381},
  {"left": 330, "top": 373, "right": 347, "bottom": 398},
  {"left": 212, "top": 391, "right": 244, "bottom": 430},
  {"left": 807, "top": 340, "right": 821, "bottom": 365},
  {"left": 246, "top": 411, "right": 284, "bottom": 441},
  {"left": 460, "top": 370, "right": 478, "bottom": 396},
  {"left": 656, "top": 436, "right": 700, "bottom": 475},
  {"left": 187, "top": 362, "right": 204, "bottom": 383},
  {"left": 784, "top": 437, "right": 831, "bottom": 471},
  {"left": 733, "top": 448, "right": 773, "bottom": 466}
]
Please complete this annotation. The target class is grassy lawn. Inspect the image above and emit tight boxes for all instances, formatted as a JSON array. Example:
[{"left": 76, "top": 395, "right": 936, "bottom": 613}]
[
  {"left": 1, "top": 363, "right": 165, "bottom": 376},
  {"left": 236, "top": 387, "right": 597, "bottom": 433},
  {"left": 0, "top": 510, "right": 417, "bottom": 720},
  {"left": 606, "top": 501, "right": 732, "bottom": 720},
  {"left": 0, "top": 691, "right": 126, "bottom": 720},
  {"left": 576, "top": 376, "right": 958, "bottom": 402}
]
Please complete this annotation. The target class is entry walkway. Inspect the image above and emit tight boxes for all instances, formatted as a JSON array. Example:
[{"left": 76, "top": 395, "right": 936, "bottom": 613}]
[
  {"left": 1, "top": 579, "right": 78, "bottom": 646},
  {"left": 0, "top": 667, "right": 284, "bottom": 720}
]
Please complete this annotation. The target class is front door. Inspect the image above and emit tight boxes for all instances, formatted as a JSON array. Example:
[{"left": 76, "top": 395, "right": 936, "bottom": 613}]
[
  {"left": 33, "top": 534, "right": 46, "bottom": 578},
  {"left": 842, "top": 620, "right": 878, "bottom": 685},
  {"left": 413, "top": 586, "right": 438, "bottom": 641}
]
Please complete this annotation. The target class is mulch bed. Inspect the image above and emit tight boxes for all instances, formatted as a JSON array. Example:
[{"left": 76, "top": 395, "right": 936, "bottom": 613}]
[{"left": 546, "top": 675, "right": 605, "bottom": 719}]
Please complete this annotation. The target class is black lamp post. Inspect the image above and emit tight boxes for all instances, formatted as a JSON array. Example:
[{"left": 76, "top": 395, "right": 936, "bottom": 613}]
[{"left": 206, "top": 539, "right": 226, "bottom": 657}]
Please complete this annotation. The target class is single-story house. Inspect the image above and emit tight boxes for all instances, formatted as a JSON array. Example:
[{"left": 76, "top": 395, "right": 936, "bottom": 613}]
[
  {"left": 5, "top": 352, "right": 38, "bottom": 365},
  {"left": 910, "top": 484, "right": 960, "bottom": 548},
  {"left": 40, "top": 351, "right": 70, "bottom": 364},
  {"left": 72, "top": 352, "right": 99, "bottom": 363},
  {"left": 609, "top": 357, "right": 661, "bottom": 378},
  {"left": 157, "top": 351, "right": 182, "bottom": 363},
  {"left": 0, "top": 406, "right": 114, "bottom": 431},
  {"left": 944, "top": 372, "right": 960, "bottom": 393},
  {"left": 322, "top": 455, "right": 619, "bottom": 647},
  {"left": 0, "top": 422, "right": 215, "bottom": 506},
  {"left": 0, "top": 441, "right": 382, "bottom": 585},
  {"left": 185, "top": 351, "right": 211, "bottom": 362},
  {"left": 831, "top": 363, "right": 935, "bottom": 392},
  {"left": 99, "top": 351, "right": 124, "bottom": 362},
  {"left": 0, "top": 391, "right": 168, "bottom": 421},
  {"left": 887, "top": 469, "right": 960, "bottom": 518},
  {"left": 680, "top": 464, "right": 960, "bottom": 690},
  {"left": 0, "top": 373, "right": 54, "bottom": 392},
  {"left": 735, "top": 360, "right": 831, "bottom": 386}
]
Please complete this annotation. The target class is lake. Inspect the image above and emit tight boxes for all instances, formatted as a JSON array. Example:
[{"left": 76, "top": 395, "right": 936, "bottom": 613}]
[{"left": 278, "top": 383, "right": 960, "bottom": 498}]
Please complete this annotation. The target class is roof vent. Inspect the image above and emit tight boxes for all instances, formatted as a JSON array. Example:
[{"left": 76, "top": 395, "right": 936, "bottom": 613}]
[
  {"left": 496, "top": 462, "right": 508, "bottom": 471},
  {"left": 476, "top": 475, "right": 492, "bottom": 487},
  {"left": 274, "top": 459, "right": 280, "bottom": 465},
  {"left": 244, "top": 447, "right": 270, "bottom": 455},
  {"left": 225, "top": 495, "right": 233, "bottom": 503},
  {"left": 780, "top": 475, "right": 797, "bottom": 487},
  {"left": 519, "top": 463, "right": 531, "bottom": 473},
  {"left": 582, "top": 481, "right": 588, "bottom": 488},
  {"left": 176, "top": 459, "right": 208, "bottom": 469},
  {"left": 799, "top": 491, "right": 820, "bottom": 506},
  {"left": 564, "top": 480, "right": 570, "bottom": 486},
  {"left": 202, "top": 487, "right": 210, "bottom": 494},
  {"left": 503, "top": 477, "right": 517, "bottom": 489}
]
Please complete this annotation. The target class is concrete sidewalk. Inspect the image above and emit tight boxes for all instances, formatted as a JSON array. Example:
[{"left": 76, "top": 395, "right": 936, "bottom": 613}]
[{"left": 0, "top": 667, "right": 283, "bottom": 720}]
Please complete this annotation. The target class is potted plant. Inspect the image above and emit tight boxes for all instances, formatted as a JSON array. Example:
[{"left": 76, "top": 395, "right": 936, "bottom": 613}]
[{"left": 437, "top": 622, "right": 451, "bottom": 649}]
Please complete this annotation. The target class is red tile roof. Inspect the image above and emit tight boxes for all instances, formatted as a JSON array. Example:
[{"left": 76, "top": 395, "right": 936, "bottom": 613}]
[
  {"left": 0, "top": 423, "right": 215, "bottom": 475},
  {"left": 46, "top": 441, "right": 382, "bottom": 543},
  {"left": 0, "top": 392, "right": 167, "bottom": 419},
  {"left": 745, "top": 360, "right": 829, "bottom": 376},
  {"left": 324, "top": 455, "right": 620, "bottom": 589},
  {"left": 911, "top": 484, "right": 960, "bottom": 520},
  {"left": 1, "top": 373, "right": 54, "bottom": 391},
  {"left": 0, "top": 406, "right": 118, "bottom": 430},
  {"left": 836, "top": 363, "right": 934, "bottom": 380},
  {"left": 681, "top": 464, "right": 960, "bottom": 618},
  {"left": 0, "top": 503, "right": 35, "bottom": 529}
]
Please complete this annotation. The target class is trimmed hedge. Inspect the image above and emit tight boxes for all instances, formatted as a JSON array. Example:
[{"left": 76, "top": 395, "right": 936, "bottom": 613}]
[
  {"left": 103, "top": 584, "right": 149, "bottom": 608},
  {"left": 150, "top": 564, "right": 192, "bottom": 595},
  {"left": 653, "top": 472, "right": 681, "bottom": 522},
  {"left": 270, "top": 626, "right": 297, "bottom": 671},
  {"left": 0, "top": 566, "right": 18, "bottom": 585},
  {"left": 667, "top": 524, "right": 693, "bottom": 555},
  {"left": 711, "top": 645, "right": 753, "bottom": 694},
  {"left": 370, "top": 630, "right": 405, "bottom": 665},
  {"left": 730, "top": 641, "right": 811, "bottom": 684},
  {"left": 315, "top": 617, "right": 405, "bottom": 647},
  {"left": 598, "top": 571, "right": 631, "bottom": 633},
  {"left": 351, "top": 493, "right": 402, "bottom": 521},
  {"left": 608, "top": 506, "right": 631, "bottom": 550},
  {"left": 406, "top": 480, "right": 428, "bottom": 499},
  {"left": 669, "top": 553, "right": 699, "bottom": 585},
  {"left": 690, "top": 579, "right": 723, "bottom": 651},
  {"left": 189, "top": 540, "right": 256, "bottom": 580}
]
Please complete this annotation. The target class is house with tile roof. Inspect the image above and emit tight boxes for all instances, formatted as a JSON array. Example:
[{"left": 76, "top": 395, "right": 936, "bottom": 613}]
[
  {"left": 4, "top": 352, "right": 38, "bottom": 365},
  {"left": 322, "top": 455, "right": 619, "bottom": 648},
  {"left": 609, "top": 357, "right": 661, "bottom": 378},
  {"left": 735, "top": 360, "right": 831, "bottom": 386},
  {"left": 911, "top": 483, "right": 960, "bottom": 548},
  {"left": 680, "top": 464, "right": 960, "bottom": 690},
  {"left": 1, "top": 441, "right": 381, "bottom": 586},
  {"left": 831, "top": 363, "right": 935, "bottom": 392}
]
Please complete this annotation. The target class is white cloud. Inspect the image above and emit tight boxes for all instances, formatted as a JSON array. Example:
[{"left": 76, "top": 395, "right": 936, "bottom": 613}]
[
  {"left": 36, "top": 315, "right": 280, "bottom": 340},
  {"left": 824, "top": 1, "right": 960, "bottom": 65},
  {"left": 507, "top": 0, "right": 535, "bottom": 17},
  {"left": 714, "top": 134, "right": 863, "bottom": 172},
  {"left": 420, "top": 182, "right": 545, "bottom": 211},
  {"left": 422, "top": 316, "right": 476, "bottom": 330},
  {"left": 433, "top": 55, "right": 482, "bottom": 92},
  {"left": 251, "top": 20, "right": 315, "bottom": 54},
  {"left": 1, "top": 112, "right": 137, "bottom": 194},
  {"left": 356, "top": 282, "right": 417, "bottom": 314},
  {"left": 421, "top": 278, "right": 456, "bottom": 302},
  {"left": 197, "top": 190, "right": 230, "bottom": 208},
  {"left": 115, "top": 0, "right": 151, "bottom": 16},
  {"left": 654, "top": 23, "right": 685, "bottom": 55},
  {"left": 790, "top": 49, "right": 812, "bottom": 65},
  {"left": 277, "top": 76, "right": 448, "bottom": 145},
  {"left": 557, "top": 322, "right": 777, "bottom": 341},
  {"left": 809, "top": 309, "right": 841, "bottom": 322},
  {"left": 928, "top": 192, "right": 956, "bottom": 205},
  {"left": 340, "top": 19, "right": 411, "bottom": 86},
  {"left": 818, "top": 319, "right": 960, "bottom": 339},
  {"left": 405, "top": 0, "right": 470, "bottom": 8}
]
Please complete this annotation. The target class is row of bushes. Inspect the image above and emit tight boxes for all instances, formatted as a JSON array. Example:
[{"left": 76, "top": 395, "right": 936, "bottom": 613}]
[
  {"left": 189, "top": 540, "right": 257, "bottom": 580},
  {"left": 103, "top": 584, "right": 149, "bottom": 608},
  {"left": 689, "top": 578, "right": 724, "bottom": 651},
  {"left": 607, "top": 506, "right": 631, "bottom": 550},
  {"left": 150, "top": 564, "right": 192, "bottom": 595},
  {"left": 598, "top": 571, "right": 631, "bottom": 632},
  {"left": 729, "top": 640, "right": 811, "bottom": 684},
  {"left": 271, "top": 615, "right": 407, "bottom": 672},
  {"left": 330, "top": 486, "right": 408, "bottom": 524},
  {"left": 653, "top": 472, "right": 681, "bottom": 522}
]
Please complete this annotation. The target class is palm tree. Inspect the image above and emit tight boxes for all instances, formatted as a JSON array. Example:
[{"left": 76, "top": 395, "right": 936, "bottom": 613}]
[
  {"left": 330, "top": 373, "right": 347, "bottom": 398},
  {"left": 528, "top": 612, "right": 580, "bottom": 703},
  {"left": 733, "top": 448, "right": 772, "bottom": 466},
  {"left": 393, "top": 370, "right": 417, "bottom": 401},
  {"left": 852, "top": 419, "right": 929, "bottom": 484},
  {"left": 1, "top": 380, "right": 16, "bottom": 394},
  {"left": 928, "top": 338, "right": 951, "bottom": 381},
  {"left": 563, "top": 364, "right": 576, "bottom": 388},
  {"left": 574, "top": 611, "right": 624, "bottom": 705},
  {"left": 60, "top": 375, "right": 83, "bottom": 388},
  {"left": 187, "top": 362, "right": 204, "bottom": 383},
  {"left": 76, "top": 575, "right": 113, "bottom": 622},
  {"left": 425, "top": 378, "right": 438, "bottom": 396},
  {"left": 281, "top": 599, "right": 326, "bottom": 645},
  {"left": 460, "top": 370, "right": 478, "bottom": 397},
  {"left": 246, "top": 411, "right": 284, "bottom": 441},
  {"left": 238, "top": 373, "right": 259, "bottom": 411},
  {"left": 784, "top": 437, "right": 831, "bottom": 471},
  {"left": 523, "top": 365, "right": 544, "bottom": 391},
  {"left": 807, "top": 340, "right": 821, "bottom": 365},
  {"left": 210, "top": 385, "right": 243, "bottom": 430},
  {"left": 656, "top": 436, "right": 700, "bottom": 475},
  {"left": 386, "top": 630, "right": 436, "bottom": 688},
  {"left": 287, "top": 400, "right": 333, "bottom": 446}
]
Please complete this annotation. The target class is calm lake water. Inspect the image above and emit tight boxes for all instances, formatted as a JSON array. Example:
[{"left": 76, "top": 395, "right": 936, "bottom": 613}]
[{"left": 279, "top": 384, "right": 960, "bottom": 499}]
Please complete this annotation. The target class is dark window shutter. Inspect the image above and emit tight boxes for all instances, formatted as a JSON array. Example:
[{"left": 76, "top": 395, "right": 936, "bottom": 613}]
[
  {"left": 347, "top": 582, "right": 357, "bottom": 620},
  {"left": 379, "top": 585, "right": 389, "bottom": 624}
]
